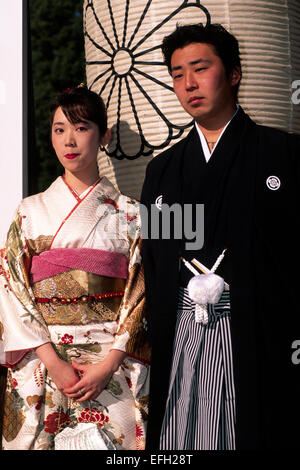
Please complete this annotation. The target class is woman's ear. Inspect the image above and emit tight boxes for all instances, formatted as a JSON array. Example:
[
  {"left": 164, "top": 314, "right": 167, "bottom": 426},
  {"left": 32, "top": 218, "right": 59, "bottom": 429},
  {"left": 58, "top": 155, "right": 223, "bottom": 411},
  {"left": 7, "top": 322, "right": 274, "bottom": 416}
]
[{"left": 99, "top": 128, "right": 111, "bottom": 147}]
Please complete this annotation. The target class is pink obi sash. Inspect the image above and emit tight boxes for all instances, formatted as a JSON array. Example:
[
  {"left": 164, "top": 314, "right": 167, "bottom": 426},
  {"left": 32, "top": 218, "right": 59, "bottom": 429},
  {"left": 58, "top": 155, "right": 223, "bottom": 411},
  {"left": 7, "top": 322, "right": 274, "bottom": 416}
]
[{"left": 30, "top": 248, "right": 128, "bottom": 283}]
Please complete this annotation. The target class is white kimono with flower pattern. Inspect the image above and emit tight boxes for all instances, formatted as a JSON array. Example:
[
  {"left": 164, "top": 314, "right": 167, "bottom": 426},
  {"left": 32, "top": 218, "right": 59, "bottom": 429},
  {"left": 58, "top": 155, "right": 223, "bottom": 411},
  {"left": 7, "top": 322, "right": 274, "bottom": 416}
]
[{"left": 0, "top": 176, "right": 150, "bottom": 450}]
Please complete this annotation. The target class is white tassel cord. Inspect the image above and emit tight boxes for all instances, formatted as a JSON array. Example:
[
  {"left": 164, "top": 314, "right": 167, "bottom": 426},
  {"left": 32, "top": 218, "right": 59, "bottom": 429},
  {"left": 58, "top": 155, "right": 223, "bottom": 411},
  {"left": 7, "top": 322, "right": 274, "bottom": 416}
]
[{"left": 182, "top": 250, "right": 227, "bottom": 325}]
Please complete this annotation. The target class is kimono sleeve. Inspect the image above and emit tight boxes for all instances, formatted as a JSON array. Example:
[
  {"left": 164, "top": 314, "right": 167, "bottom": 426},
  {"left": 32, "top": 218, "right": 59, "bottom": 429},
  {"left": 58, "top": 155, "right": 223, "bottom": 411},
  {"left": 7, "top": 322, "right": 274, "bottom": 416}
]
[
  {"left": 0, "top": 206, "right": 50, "bottom": 367},
  {"left": 111, "top": 203, "right": 151, "bottom": 364}
]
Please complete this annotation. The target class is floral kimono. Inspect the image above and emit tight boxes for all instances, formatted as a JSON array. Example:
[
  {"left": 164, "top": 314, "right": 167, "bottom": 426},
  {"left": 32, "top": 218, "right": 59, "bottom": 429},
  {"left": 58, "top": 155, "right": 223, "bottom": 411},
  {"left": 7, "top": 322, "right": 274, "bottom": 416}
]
[{"left": 0, "top": 176, "right": 150, "bottom": 450}]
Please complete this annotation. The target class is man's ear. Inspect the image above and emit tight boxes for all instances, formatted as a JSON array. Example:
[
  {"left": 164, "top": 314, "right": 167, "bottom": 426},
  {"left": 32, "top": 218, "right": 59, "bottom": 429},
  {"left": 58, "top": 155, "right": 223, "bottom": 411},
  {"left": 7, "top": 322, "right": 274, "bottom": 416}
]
[
  {"left": 230, "top": 66, "right": 241, "bottom": 87},
  {"left": 99, "top": 128, "right": 111, "bottom": 147}
]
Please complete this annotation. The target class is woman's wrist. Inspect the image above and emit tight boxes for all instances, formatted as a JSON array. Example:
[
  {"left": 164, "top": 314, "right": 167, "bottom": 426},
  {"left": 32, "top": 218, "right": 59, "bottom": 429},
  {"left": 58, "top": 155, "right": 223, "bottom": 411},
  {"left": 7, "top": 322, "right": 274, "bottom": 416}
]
[
  {"left": 35, "top": 342, "right": 62, "bottom": 370},
  {"left": 104, "top": 349, "right": 127, "bottom": 373}
]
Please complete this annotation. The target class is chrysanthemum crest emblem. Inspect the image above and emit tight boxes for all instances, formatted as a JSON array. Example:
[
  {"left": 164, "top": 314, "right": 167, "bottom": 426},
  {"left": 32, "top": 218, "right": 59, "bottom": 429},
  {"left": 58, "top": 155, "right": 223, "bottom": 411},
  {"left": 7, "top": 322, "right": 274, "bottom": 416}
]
[{"left": 84, "top": 0, "right": 211, "bottom": 159}]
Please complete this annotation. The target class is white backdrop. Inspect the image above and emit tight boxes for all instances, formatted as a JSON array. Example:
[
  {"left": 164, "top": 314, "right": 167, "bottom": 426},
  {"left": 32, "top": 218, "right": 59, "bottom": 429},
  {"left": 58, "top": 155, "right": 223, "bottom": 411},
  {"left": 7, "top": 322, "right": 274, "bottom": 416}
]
[{"left": 0, "top": 1, "right": 24, "bottom": 244}]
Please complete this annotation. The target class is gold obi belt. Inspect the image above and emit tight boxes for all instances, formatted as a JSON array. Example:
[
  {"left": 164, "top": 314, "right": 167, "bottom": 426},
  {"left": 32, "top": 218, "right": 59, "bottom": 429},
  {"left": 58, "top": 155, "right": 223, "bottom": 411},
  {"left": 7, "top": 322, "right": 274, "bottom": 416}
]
[{"left": 30, "top": 248, "right": 128, "bottom": 325}]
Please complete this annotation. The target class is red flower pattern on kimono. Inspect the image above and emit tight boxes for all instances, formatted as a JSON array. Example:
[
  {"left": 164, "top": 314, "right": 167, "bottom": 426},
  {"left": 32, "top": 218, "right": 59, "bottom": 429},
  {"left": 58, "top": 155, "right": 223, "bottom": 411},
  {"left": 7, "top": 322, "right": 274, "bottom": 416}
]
[
  {"left": 136, "top": 424, "right": 144, "bottom": 437},
  {"left": 11, "top": 378, "right": 18, "bottom": 388},
  {"left": 78, "top": 407, "right": 109, "bottom": 427},
  {"left": 35, "top": 396, "right": 43, "bottom": 411},
  {"left": 104, "top": 197, "right": 119, "bottom": 210},
  {"left": 126, "top": 214, "right": 137, "bottom": 223},
  {"left": 136, "top": 425, "right": 145, "bottom": 450},
  {"left": 44, "top": 411, "right": 71, "bottom": 434},
  {"left": 59, "top": 333, "right": 74, "bottom": 344},
  {"left": 98, "top": 194, "right": 119, "bottom": 211}
]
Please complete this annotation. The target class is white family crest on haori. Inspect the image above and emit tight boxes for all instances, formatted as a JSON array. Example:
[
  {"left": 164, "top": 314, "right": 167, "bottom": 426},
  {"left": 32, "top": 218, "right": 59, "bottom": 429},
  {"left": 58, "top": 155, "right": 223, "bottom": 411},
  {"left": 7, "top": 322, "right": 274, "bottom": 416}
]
[
  {"left": 266, "top": 175, "right": 281, "bottom": 191},
  {"left": 155, "top": 195, "right": 163, "bottom": 210}
]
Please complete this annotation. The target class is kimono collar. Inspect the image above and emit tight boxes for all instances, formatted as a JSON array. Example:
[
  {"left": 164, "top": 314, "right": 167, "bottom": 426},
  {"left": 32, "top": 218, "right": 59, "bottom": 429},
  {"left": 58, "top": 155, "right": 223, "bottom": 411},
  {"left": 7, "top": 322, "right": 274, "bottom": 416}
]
[
  {"left": 194, "top": 105, "right": 240, "bottom": 162},
  {"left": 50, "top": 176, "right": 122, "bottom": 250}
]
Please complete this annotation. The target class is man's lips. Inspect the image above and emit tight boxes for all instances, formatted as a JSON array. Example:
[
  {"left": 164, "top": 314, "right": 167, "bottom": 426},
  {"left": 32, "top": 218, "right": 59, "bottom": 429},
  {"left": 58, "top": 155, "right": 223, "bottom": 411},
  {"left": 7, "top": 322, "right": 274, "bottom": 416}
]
[
  {"left": 188, "top": 96, "right": 204, "bottom": 105},
  {"left": 65, "top": 153, "right": 79, "bottom": 159}
]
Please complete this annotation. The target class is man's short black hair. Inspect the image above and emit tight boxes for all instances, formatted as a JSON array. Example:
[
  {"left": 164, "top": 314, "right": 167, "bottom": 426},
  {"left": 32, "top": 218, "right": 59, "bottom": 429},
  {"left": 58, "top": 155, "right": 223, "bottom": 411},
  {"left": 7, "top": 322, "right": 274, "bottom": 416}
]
[{"left": 162, "top": 23, "right": 242, "bottom": 97}]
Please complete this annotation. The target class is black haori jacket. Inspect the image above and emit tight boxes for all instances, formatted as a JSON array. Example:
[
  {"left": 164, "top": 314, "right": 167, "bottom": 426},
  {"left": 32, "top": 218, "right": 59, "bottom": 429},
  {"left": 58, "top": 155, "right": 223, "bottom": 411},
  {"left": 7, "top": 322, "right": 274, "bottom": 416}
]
[{"left": 141, "top": 107, "right": 300, "bottom": 450}]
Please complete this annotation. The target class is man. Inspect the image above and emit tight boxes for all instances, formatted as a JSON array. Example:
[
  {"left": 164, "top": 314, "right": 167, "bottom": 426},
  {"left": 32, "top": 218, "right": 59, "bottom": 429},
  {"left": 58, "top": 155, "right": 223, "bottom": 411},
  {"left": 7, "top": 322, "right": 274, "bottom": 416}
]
[{"left": 141, "top": 23, "right": 300, "bottom": 450}]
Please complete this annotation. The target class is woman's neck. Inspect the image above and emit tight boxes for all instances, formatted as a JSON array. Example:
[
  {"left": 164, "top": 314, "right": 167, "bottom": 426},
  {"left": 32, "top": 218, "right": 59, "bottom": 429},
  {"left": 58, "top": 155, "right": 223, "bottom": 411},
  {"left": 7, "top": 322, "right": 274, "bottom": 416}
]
[{"left": 63, "top": 170, "right": 100, "bottom": 195}]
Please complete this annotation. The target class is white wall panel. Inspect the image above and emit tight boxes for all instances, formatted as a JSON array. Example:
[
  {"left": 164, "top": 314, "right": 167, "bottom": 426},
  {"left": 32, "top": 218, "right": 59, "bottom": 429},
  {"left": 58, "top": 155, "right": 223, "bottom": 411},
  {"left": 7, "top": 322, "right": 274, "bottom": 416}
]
[{"left": 0, "top": 2, "right": 24, "bottom": 243}]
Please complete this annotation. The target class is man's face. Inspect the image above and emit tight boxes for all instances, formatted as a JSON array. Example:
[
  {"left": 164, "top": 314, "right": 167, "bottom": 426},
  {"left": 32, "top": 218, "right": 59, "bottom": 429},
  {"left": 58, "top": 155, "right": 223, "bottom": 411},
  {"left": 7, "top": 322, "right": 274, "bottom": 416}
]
[{"left": 170, "top": 42, "right": 240, "bottom": 125}]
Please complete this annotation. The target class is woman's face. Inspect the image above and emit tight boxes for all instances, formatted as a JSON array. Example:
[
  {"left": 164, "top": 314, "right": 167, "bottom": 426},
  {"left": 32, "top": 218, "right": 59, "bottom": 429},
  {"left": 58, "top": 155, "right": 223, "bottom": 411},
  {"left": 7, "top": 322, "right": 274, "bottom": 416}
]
[{"left": 51, "top": 106, "right": 101, "bottom": 179}]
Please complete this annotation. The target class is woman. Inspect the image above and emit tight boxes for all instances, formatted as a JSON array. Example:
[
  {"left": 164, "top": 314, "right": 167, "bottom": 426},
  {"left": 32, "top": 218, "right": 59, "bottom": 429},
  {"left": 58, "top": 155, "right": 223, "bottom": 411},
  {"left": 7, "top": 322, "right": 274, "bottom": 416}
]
[{"left": 0, "top": 86, "right": 150, "bottom": 450}]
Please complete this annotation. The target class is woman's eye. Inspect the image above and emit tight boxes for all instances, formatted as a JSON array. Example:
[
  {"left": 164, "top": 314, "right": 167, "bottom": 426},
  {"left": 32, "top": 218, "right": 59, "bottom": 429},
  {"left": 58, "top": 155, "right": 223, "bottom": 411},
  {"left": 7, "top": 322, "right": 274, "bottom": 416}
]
[
  {"left": 54, "top": 128, "right": 63, "bottom": 133},
  {"left": 77, "top": 126, "right": 88, "bottom": 132}
]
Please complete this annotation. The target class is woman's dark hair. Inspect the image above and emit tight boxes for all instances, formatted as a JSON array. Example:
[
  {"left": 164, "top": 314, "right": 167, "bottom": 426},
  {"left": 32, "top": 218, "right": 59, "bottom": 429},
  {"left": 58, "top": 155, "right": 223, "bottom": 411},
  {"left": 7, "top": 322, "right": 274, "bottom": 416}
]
[
  {"left": 162, "top": 23, "right": 242, "bottom": 97},
  {"left": 50, "top": 86, "right": 107, "bottom": 136}
]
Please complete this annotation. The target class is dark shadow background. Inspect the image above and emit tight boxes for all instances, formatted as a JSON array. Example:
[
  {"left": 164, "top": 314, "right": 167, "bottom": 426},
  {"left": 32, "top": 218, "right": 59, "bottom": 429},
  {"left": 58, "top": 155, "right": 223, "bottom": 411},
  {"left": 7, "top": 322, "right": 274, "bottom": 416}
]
[{"left": 27, "top": 0, "right": 86, "bottom": 195}]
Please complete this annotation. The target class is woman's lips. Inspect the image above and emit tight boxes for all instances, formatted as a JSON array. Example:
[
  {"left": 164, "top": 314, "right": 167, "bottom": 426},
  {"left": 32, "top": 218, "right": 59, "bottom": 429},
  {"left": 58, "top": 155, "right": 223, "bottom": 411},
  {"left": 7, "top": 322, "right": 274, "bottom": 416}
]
[{"left": 65, "top": 153, "right": 79, "bottom": 159}]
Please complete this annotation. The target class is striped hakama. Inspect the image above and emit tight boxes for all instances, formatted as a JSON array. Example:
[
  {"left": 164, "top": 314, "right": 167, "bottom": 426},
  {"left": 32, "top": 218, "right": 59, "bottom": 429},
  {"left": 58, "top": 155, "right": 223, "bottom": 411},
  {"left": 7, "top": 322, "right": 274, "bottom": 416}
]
[{"left": 160, "top": 288, "right": 236, "bottom": 450}]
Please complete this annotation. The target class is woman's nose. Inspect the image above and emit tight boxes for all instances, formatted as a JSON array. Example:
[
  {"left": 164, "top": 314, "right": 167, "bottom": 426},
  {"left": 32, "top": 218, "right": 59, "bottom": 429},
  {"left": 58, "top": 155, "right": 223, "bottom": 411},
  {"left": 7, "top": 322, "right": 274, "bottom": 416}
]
[{"left": 64, "top": 129, "right": 76, "bottom": 146}]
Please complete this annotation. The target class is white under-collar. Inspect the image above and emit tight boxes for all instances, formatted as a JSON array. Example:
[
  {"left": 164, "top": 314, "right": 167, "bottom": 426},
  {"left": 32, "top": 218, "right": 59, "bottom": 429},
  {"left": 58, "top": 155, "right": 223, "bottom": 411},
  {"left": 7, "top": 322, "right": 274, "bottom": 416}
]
[
  {"left": 78, "top": 179, "right": 100, "bottom": 198},
  {"left": 79, "top": 186, "right": 93, "bottom": 199},
  {"left": 195, "top": 105, "right": 240, "bottom": 162}
]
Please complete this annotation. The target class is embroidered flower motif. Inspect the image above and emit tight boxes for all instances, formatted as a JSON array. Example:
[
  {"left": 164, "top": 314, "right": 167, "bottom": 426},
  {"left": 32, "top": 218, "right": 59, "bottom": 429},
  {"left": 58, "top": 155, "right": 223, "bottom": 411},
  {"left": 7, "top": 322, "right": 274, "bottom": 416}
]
[
  {"left": 136, "top": 424, "right": 143, "bottom": 437},
  {"left": 136, "top": 424, "right": 145, "bottom": 449},
  {"left": 136, "top": 421, "right": 146, "bottom": 448},
  {"left": 136, "top": 436, "right": 146, "bottom": 450},
  {"left": 126, "top": 214, "right": 137, "bottom": 223},
  {"left": 19, "top": 215, "right": 26, "bottom": 227},
  {"left": 78, "top": 407, "right": 109, "bottom": 427},
  {"left": 35, "top": 397, "right": 43, "bottom": 411},
  {"left": 33, "top": 363, "right": 44, "bottom": 387},
  {"left": 59, "top": 333, "right": 74, "bottom": 345},
  {"left": 44, "top": 411, "right": 71, "bottom": 434},
  {"left": 83, "top": 0, "right": 210, "bottom": 159},
  {"left": 45, "top": 391, "right": 56, "bottom": 409},
  {"left": 105, "top": 197, "right": 119, "bottom": 209},
  {"left": 11, "top": 378, "right": 18, "bottom": 388},
  {"left": 27, "top": 395, "right": 43, "bottom": 410},
  {"left": 0, "top": 249, "right": 10, "bottom": 282},
  {"left": 98, "top": 195, "right": 119, "bottom": 211}
]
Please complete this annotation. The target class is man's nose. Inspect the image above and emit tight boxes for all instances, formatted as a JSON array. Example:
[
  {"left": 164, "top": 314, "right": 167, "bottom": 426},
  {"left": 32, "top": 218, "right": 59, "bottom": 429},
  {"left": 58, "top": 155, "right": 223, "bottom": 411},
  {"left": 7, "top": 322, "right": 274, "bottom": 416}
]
[{"left": 185, "top": 71, "right": 198, "bottom": 91}]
